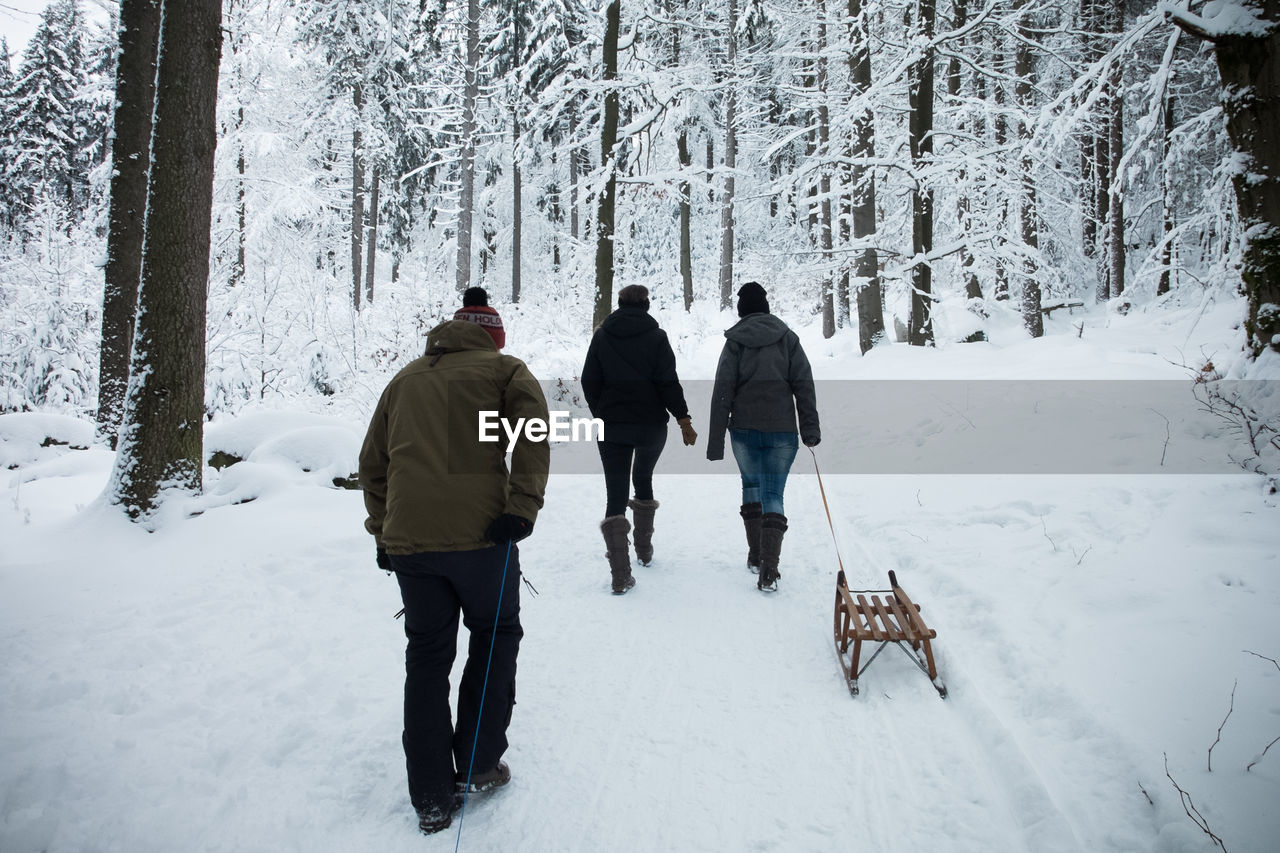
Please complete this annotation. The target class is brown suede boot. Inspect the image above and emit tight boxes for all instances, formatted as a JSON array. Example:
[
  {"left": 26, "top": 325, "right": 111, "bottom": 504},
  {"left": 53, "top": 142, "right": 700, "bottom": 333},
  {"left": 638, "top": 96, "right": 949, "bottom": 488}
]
[
  {"left": 739, "top": 502, "right": 763, "bottom": 573},
  {"left": 627, "top": 498, "right": 659, "bottom": 565},
  {"left": 600, "top": 515, "right": 635, "bottom": 594},
  {"left": 758, "top": 512, "right": 787, "bottom": 592}
]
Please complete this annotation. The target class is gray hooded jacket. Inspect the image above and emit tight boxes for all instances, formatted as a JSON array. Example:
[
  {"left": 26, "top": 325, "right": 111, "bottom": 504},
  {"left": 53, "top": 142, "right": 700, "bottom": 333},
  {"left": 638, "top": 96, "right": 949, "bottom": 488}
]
[{"left": 706, "top": 313, "right": 820, "bottom": 461}]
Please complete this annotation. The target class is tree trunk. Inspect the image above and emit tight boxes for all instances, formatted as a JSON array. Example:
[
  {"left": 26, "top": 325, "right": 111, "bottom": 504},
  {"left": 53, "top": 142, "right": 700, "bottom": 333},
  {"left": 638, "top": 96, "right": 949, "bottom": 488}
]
[
  {"left": 849, "top": 0, "right": 883, "bottom": 354},
  {"left": 1158, "top": 91, "right": 1175, "bottom": 296},
  {"left": 456, "top": 0, "right": 480, "bottom": 293},
  {"left": 1198, "top": 13, "right": 1280, "bottom": 355},
  {"left": 511, "top": 7, "right": 524, "bottom": 303},
  {"left": 992, "top": 32, "right": 1010, "bottom": 301},
  {"left": 1016, "top": 0, "right": 1043, "bottom": 337},
  {"left": 908, "top": 0, "right": 936, "bottom": 346},
  {"left": 707, "top": 137, "right": 715, "bottom": 204},
  {"left": 109, "top": 0, "right": 222, "bottom": 518},
  {"left": 570, "top": 111, "right": 580, "bottom": 242},
  {"left": 351, "top": 83, "right": 365, "bottom": 312},
  {"left": 674, "top": 5, "right": 693, "bottom": 311},
  {"left": 235, "top": 105, "right": 246, "bottom": 289},
  {"left": 1080, "top": 0, "right": 1101, "bottom": 264},
  {"left": 721, "top": 0, "right": 742, "bottom": 308},
  {"left": 817, "top": 0, "right": 835, "bottom": 339},
  {"left": 718, "top": 0, "right": 738, "bottom": 311},
  {"left": 1105, "top": 0, "right": 1125, "bottom": 300},
  {"left": 365, "top": 163, "right": 379, "bottom": 303},
  {"left": 949, "top": 0, "right": 985, "bottom": 338},
  {"left": 97, "top": 0, "right": 160, "bottom": 448},
  {"left": 679, "top": 130, "right": 693, "bottom": 311},
  {"left": 593, "top": 0, "right": 621, "bottom": 328}
]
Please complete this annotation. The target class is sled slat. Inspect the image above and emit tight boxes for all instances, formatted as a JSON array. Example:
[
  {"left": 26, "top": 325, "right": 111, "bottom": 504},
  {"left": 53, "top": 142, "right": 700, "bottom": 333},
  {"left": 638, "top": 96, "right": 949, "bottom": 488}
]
[
  {"left": 855, "top": 595, "right": 885, "bottom": 641},
  {"left": 890, "top": 583, "right": 935, "bottom": 640},
  {"left": 870, "top": 596, "right": 905, "bottom": 641}
]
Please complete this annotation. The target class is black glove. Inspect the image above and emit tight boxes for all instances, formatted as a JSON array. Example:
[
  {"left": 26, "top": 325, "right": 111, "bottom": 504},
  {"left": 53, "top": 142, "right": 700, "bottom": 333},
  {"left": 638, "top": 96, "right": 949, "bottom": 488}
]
[
  {"left": 376, "top": 547, "right": 390, "bottom": 572},
  {"left": 486, "top": 513, "right": 534, "bottom": 544},
  {"left": 802, "top": 434, "right": 821, "bottom": 448}
]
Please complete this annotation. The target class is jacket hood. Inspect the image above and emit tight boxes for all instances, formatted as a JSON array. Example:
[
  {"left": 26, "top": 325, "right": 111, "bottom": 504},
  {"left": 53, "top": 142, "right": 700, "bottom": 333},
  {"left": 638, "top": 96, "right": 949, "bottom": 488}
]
[
  {"left": 725, "top": 313, "right": 790, "bottom": 348},
  {"left": 425, "top": 319, "right": 499, "bottom": 354},
  {"left": 600, "top": 306, "right": 659, "bottom": 338}
]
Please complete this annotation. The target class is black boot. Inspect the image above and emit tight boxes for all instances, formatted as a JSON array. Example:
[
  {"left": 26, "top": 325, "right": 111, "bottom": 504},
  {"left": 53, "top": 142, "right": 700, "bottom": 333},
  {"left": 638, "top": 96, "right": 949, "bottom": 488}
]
[
  {"left": 601, "top": 515, "right": 635, "bottom": 594},
  {"left": 739, "top": 502, "right": 763, "bottom": 573},
  {"left": 628, "top": 498, "right": 659, "bottom": 566},
  {"left": 758, "top": 513, "right": 787, "bottom": 592},
  {"left": 416, "top": 795, "right": 462, "bottom": 835}
]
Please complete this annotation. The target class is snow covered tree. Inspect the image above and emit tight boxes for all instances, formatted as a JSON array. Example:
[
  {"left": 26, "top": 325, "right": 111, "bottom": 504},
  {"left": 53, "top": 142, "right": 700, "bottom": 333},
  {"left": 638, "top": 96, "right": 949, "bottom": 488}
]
[
  {"left": 718, "top": 0, "right": 740, "bottom": 311},
  {"left": 1015, "top": 0, "right": 1043, "bottom": 337},
  {"left": 456, "top": 0, "right": 482, "bottom": 293},
  {"left": 847, "top": 0, "right": 884, "bottom": 352},
  {"left": 109, "top": 0, "right": 222, "bottom": 518},
  {"left": 1170, "top": 0, "right": 1280, "bottom": 357},
  {"left": 4, "top": 1, "right": 89, "bottom": 235},
  {"left": 593, "top": 0, "right": 621, "bottom": 327},
  {"left": 907, "top": 0, "right": 937, "bottom": 346},
  {"left": 98, "top": 0, "right": 160, "bottom": 447}
]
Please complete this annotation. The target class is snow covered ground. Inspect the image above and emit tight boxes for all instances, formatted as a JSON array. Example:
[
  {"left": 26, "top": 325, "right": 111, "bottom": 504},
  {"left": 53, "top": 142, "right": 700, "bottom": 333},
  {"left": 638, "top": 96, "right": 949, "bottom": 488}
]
[{"left": 2, "top": 297, "right": 1278, "bottom": 852}]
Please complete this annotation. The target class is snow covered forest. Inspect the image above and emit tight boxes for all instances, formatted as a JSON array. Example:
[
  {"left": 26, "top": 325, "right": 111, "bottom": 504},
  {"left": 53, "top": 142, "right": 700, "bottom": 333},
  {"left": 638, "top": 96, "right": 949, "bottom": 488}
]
[
  {"left": 2, "top": 1, "right": 1280, "bottom": 850},
  {"left": 1, "top": 0, "right": 1277, "bottom": 428}
]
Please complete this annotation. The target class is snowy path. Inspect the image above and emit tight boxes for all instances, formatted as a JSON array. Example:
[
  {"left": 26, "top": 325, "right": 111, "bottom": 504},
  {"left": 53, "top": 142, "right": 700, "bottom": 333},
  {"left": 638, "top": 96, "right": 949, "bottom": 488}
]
[{"left": 2, "top": 451, "right": 1278, "bottom": 852}]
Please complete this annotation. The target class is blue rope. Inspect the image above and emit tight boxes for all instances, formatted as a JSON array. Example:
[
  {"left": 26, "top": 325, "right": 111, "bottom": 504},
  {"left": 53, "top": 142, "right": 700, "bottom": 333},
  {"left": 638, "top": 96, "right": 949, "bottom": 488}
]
[{"left": 454, "top": 538, "right": 514, "bottom": 852}]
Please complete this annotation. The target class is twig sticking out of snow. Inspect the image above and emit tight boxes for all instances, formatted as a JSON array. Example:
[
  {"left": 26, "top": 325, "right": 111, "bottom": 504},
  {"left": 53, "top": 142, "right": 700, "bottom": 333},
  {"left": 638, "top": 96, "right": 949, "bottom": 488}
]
[
  {"left": 1164, "top": 754, "right": 1230, "bottom": 853},
  {"left": 1242, "top": 649, "right": 1280, "bottom": 674},
  {"left": 1241, "top": 650, "right": 1279, "bottom": 772},
  {"left": 1247, "top": 735, "right": 1280, "bottom": 773},
  {"left": 1039, "top": 516, "right": 1057, "bottom": 552},
  {"left": 1208, "top": 680, "right": 1236, "bottom": 772}
]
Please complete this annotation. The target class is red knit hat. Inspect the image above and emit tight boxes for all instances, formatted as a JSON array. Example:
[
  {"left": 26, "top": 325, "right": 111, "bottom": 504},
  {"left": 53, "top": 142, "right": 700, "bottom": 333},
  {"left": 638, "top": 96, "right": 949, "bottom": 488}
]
[{"left": 453, "top": 287, "right": 505, "bottom": 349}]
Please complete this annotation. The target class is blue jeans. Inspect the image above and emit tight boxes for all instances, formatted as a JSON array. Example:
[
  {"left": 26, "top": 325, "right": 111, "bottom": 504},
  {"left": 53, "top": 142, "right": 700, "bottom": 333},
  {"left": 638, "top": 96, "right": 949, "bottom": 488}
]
[{"left": 730, "top": 429, "right": 798, "bottom": 516}]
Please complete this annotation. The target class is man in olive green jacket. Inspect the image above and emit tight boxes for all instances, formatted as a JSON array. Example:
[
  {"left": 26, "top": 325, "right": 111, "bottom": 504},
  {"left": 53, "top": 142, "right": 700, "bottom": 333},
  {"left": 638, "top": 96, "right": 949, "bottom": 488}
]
[{"left": 359, "top": 316, "right": 549, "bottom": 834}]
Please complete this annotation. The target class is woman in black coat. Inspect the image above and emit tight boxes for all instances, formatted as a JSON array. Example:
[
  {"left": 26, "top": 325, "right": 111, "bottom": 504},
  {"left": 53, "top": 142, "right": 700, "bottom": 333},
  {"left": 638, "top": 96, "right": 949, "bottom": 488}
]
[{"left": 582, "top": 285, "right": 697, "bottom": 594}]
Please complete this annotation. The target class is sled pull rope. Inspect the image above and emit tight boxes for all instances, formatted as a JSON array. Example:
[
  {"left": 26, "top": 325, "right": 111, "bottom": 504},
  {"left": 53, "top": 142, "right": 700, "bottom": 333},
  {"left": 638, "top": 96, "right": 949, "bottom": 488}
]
[
  {"left": 810, "top": 448, "right": 846, "bottom": 577},
  {"left": 455, "top": 538, "right": 514, "bottom": 851}
]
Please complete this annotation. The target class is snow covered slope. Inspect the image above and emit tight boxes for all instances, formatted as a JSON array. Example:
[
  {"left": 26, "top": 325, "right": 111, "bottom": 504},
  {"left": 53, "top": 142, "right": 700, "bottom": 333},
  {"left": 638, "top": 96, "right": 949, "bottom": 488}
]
[{"left": 1, "top": 298, "right": 1276, "bottom": 852}]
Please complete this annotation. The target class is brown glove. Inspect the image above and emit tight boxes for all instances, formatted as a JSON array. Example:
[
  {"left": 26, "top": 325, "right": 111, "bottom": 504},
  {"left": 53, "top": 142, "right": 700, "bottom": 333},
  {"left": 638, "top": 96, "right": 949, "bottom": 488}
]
[{"left": 678, "top": 417, "right": 698, "bottom": 446}]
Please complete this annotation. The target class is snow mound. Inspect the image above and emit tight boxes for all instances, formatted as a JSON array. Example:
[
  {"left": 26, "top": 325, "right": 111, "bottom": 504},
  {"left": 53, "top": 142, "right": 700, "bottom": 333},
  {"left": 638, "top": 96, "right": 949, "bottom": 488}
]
[
  {"left": 246, "top": 426, "right": 361, "bottom": 479},
  {"left": 205, "top": 410, "right": 361, "bottom": 466},
  {"left": 0, "top": 412, "right": 95, "bottom": 469}
]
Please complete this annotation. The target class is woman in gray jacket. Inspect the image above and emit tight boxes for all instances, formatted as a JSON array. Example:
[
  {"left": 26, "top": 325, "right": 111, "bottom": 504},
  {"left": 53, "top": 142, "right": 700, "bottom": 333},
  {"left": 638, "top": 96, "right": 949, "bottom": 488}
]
[{"left": 706, "top": 282, "right": 820, "bottom": 592}]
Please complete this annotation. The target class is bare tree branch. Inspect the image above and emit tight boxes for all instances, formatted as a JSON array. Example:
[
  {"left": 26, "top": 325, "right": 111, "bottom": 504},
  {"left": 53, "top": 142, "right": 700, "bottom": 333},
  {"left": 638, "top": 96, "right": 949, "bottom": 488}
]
[
  {"left": 1209, "top": 680, "right": 1236, "bottom": 772},
  {"left": 1165, "top": 754, "right": 1230, "bottom": 852}
]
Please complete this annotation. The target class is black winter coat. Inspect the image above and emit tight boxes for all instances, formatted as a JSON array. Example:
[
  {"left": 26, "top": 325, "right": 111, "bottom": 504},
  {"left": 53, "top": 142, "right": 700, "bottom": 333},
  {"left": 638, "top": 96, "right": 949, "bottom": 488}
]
[
  {"left": 706, "top": 313, "right": 820, "bottom": 461},
  {"left": 581, "top": 308, "right": 690, "bottom": 432}
]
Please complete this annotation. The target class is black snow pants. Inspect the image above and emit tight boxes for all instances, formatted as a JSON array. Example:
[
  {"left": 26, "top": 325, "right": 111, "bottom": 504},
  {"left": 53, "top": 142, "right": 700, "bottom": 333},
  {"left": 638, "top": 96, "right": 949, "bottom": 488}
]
[
  {"left": 597, "top": 423, "right": 668, "bottom": 517},
  {"left": 391, "top": 544, "right": 523, "bottom": 815}
]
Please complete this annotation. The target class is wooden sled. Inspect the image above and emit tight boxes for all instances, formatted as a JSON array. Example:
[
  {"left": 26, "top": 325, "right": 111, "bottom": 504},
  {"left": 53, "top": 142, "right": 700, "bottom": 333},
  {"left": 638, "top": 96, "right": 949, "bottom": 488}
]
[{"left": 833, "top": 569, "right": 947, "bottom": 698}]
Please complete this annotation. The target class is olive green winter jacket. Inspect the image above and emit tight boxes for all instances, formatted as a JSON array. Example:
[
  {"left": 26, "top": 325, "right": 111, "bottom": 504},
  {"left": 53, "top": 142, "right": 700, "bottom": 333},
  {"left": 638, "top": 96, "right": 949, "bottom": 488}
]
[{"left": 359, "top": 320, "right": 550, "bottom": 553}]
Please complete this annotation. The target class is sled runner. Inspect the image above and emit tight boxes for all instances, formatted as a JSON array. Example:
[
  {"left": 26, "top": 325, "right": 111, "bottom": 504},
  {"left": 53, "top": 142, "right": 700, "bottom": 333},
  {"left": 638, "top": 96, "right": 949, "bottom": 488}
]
[{"left": 833, "top": 569, "right": 947, "bottom": 698}]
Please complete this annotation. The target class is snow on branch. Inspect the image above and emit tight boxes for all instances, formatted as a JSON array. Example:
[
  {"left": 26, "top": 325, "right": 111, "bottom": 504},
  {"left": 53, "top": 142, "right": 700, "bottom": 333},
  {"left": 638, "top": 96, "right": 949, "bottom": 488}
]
[{"left": 1161, "top": 0, "right": 1275, "bottom": 42}]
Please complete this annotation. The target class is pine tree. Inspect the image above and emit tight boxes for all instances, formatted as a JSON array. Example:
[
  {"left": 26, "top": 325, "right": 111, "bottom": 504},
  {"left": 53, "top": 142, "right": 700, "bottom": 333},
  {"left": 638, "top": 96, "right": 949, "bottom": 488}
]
[{"left": 5, "top": 1, "right": 88, "bottom": 233}]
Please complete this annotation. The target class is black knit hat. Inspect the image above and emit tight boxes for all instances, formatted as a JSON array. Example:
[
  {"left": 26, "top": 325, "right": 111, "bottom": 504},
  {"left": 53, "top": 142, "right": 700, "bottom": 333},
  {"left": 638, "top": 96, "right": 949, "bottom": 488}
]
[
  {"left": 462, "top": 286, "right": 490, "bottom": 308},
  {"left": 737, "top": 281, "right": 769, "bottom": 317}
]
